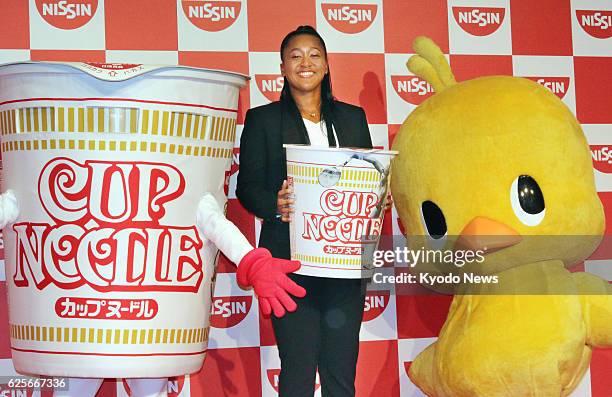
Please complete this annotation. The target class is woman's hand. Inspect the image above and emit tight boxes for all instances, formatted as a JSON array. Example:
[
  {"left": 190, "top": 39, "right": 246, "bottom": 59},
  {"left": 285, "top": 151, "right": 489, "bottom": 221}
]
[{"left": 276, "top": 180, "right": 294, "bottom": 222}]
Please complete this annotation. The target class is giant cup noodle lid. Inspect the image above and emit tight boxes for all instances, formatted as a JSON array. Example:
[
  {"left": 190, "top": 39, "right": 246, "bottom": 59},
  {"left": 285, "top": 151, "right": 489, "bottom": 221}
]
[{"left": 0, "top": 61, "right": 249, "bottom": 84}]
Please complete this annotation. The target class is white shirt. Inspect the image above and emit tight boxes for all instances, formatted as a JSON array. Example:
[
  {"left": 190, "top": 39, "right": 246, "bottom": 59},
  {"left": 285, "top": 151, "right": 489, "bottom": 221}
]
[{"left": 303, "top": 118, "right": 339, "bottom": 147}]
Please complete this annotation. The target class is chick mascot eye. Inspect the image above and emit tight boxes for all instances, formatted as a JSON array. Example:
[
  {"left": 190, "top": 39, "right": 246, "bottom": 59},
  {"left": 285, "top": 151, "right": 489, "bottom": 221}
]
[
  {"left": 421, "top": 200, "right": 447, "bottom": 239},
  {"left": 510, "top": 175, "right": 545, "bottom": 226}
]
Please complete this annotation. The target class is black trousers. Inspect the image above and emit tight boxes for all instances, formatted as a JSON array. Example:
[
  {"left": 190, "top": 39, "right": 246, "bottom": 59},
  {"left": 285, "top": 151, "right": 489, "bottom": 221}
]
[{"left": 271, "top": 274, "right": 367, "bottom": 397}]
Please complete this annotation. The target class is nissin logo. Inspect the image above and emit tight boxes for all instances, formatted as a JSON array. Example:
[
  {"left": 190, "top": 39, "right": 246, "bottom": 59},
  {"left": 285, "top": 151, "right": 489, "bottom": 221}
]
[
  {"left": 86, "top": 63, "right": 141, "bottom": 70},
  {"left": 452, "top": 7, "right": 505, "bottom": 36},
  {"left": 576, "top": 10, "right": 612, "bottom": 39},
  {"left": 167, "top": 376, "right": 186, "bottom": 397},
  {"left": 182, "top": 1, "right": 241, "bottom": 32},
  {"left": 391, "top": 76, "right": 435, "bottom": 105},
  {"left": 266, "top": 369, "right": 281, "bottom": 392},
  {"left": 524, "top": 77, "right": 570, "bottom": 99},
  {"left": 322, "top": 3, "right": 378, "bottom": 34},
  {"left": 362, "top": 290, "right": 390, "bottom": 321},
  {"left": 209, "top": 296, "right": 252, "bottom": 328},
  {"left": 35, "top": 0, "right": 98, "bottom": 30},
  {"left": 255, "top": 74, "right": 284, "bottom": 102},
  {"left": 591, "top": 145, "right": 612, "bottom": 173},
  {"left": 267, "top": 369, "right": 320, "bottom": 392},
  {"left": 0, "top": 385, "right": 34, "bottom": 397}
]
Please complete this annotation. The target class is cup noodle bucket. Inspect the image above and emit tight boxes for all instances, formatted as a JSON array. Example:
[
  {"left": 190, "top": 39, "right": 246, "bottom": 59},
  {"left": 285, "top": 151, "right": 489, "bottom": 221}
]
[
  {"left": 285, "top": 145, "right": 397, "bottom": 278},
  {"left": 0, "top": 62, "right": 247, "bottom": 377}
]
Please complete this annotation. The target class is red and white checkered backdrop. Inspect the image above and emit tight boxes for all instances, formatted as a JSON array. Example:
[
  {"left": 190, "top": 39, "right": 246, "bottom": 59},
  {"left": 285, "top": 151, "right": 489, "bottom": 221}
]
[{"left": 0, "top": 1, "right": 610, "bottom": 396}]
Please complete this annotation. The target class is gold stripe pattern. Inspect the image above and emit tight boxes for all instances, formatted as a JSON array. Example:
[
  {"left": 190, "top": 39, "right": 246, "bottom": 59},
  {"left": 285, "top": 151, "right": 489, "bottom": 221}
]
[
  {"left": 287, "top": 164, "right": 381, "bottom": 188},
  {"left": 10, "top": 323, "right": 209, "bottom": 345},
  {"left": 0, "top": 109, "right": 17, "bottom": 135},
  {"left": 293, "top": 253, "right": 362, "bottom": 266},
  {"left": 288, "top": 176, "right": 379, "bottom": 189},
  {"left": 0, "top": 107, "right": 237, "bottom": 143},
  {"left": 1, "top": 139, "right": 232, "bottom": 158},
  {"left": 209, "top": 115, "right": 236, "bottom": 143}
]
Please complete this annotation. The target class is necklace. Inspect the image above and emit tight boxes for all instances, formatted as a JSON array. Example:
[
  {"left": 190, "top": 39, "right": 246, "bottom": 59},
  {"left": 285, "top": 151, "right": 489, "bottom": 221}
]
[
  {"left": 297, "top": 103, "right": 320, "bottom": 120},
  {"left": 300, "top": 109, "right": 318, "bottom": 118}
]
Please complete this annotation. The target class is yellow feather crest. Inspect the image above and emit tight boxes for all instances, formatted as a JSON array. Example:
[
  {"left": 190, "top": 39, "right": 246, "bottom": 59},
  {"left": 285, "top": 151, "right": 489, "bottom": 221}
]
[{"left": 406, "top": 36, "right": 456, "bottom": 93}]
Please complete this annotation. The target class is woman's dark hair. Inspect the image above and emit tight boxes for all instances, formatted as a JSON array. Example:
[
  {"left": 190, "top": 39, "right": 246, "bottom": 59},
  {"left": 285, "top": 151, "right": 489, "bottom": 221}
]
[{"left": 279, "top": 25, "right": 335, "bottom": 136}]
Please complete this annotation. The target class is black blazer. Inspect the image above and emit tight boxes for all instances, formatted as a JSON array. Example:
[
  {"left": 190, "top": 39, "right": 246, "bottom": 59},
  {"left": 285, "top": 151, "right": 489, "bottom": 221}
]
[{"left": 236, "top": 100, "right": 373, "bottom": 259}]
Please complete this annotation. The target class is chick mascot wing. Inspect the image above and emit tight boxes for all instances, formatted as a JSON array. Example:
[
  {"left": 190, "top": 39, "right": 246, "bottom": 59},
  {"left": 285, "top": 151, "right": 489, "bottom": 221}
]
[{"left": 390, "top": 37, "right": 612, "bottom": 397}]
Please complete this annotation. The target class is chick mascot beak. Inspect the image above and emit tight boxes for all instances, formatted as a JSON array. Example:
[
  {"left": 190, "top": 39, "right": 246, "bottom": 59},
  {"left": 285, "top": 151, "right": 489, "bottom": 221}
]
[{"left": 391, "top": 36, "right": 612, "bottom": 397}]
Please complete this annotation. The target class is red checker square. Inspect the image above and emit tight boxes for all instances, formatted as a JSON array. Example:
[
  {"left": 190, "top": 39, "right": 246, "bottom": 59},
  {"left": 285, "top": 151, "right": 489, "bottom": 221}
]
[
  {"left": 589, "top": 197, "right": 612, "bottom": 258},
  {"left": 381, "top": 207, "right": 394, "bottom": 237},
  {"left": 247, "top": 0, "right": 316, "bottom": 52},
  {"left": 510, "top": 0, "right": 572, "bottom": 55},
  {"left": 95, "top": 380, "right": 118, "bottom": 397},
  {"left": 383, "top": 0, "right": 448, "bottom": 53},
  {"left": 216, "top": 254, "right": 234, "bottom": 275},
  {"left": 396, "top": 294, "right": 453, "bottom": 339},
  {"left": 602, "top": 192, "right": 612, "bottom": 236},
  {"left": 216, "top": 198, "right": 255, "bottom": 273},
  {"left": 568, "top": 262, "right": 585, "bottom": 273},
  {"left": 105, "top": 0, "right": 178, "bottom": 50},
  {"left": 179, "top": 51, "right": 250, "bottom": 124},
  {"left": 328, "top": 53, "right": 387, "bottom": 124},
  {"left": 191, "top": 347, "right": 262, "bottom": 396},
  {"left": 591, "top": 348, "right": 612, "bottom": 397},
  {"left": 388, "top": 124, "right": 401, "bottom": 148},
  {"left": 355, "top": 340, "right": 400, "bottom": 397},
  {"left": 0, "top": 2, "right": 29, "bottom": 48},
  {"left": 0, "top": 283, "right": 10, "bottom": 359},
  {"left": 589, "top": 193, "right": 612, "bottom": 260},
  {"left": 30, "top": 49, "right": 106, "bottom": 62},
  {"left": 574, "top": 57, "right": 612, "bottom": 124},
  {"left": 259, "top": 314, "right": 277, "bottom": 346},
  {"left": 449, "top": 54, "right": 513, "bottom": 82}
]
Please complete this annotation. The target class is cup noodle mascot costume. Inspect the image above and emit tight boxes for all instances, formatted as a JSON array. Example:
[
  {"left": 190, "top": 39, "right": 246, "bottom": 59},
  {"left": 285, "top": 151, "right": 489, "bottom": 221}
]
[
  {"left": 0, "top": 62, "right": 304, "bottom": 397},
  {"left": 390, "top": 37, "right": 612, "bottom": 397}
]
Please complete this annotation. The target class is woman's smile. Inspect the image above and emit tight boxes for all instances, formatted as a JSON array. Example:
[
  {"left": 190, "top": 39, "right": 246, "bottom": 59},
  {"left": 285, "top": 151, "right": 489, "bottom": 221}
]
[{"left": 281, "top": 34, "right": 328, "bottom": 96}]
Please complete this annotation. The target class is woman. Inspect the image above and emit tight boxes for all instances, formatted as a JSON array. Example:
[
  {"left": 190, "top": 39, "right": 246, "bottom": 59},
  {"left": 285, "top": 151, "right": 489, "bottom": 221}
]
[{"left": 236, "top": 26, "right": 372, "bottom": 397}]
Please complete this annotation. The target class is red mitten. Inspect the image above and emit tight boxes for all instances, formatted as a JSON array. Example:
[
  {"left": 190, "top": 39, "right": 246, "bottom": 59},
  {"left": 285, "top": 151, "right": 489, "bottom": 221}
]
[{"left": 237, "top": 248, "right": 306, "bottom": 317}]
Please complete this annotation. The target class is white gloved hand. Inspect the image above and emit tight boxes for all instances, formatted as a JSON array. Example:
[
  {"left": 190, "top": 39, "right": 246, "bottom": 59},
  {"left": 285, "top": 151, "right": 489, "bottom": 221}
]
[{"left": 196, "top": 193, "right": 253, "bottom": 265}]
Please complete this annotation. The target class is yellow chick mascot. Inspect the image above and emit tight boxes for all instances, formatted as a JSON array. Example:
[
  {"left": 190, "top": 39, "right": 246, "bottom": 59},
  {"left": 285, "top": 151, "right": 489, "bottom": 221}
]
[{"left": 390, "top": 36, "right": 612, "bottom": 397}]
